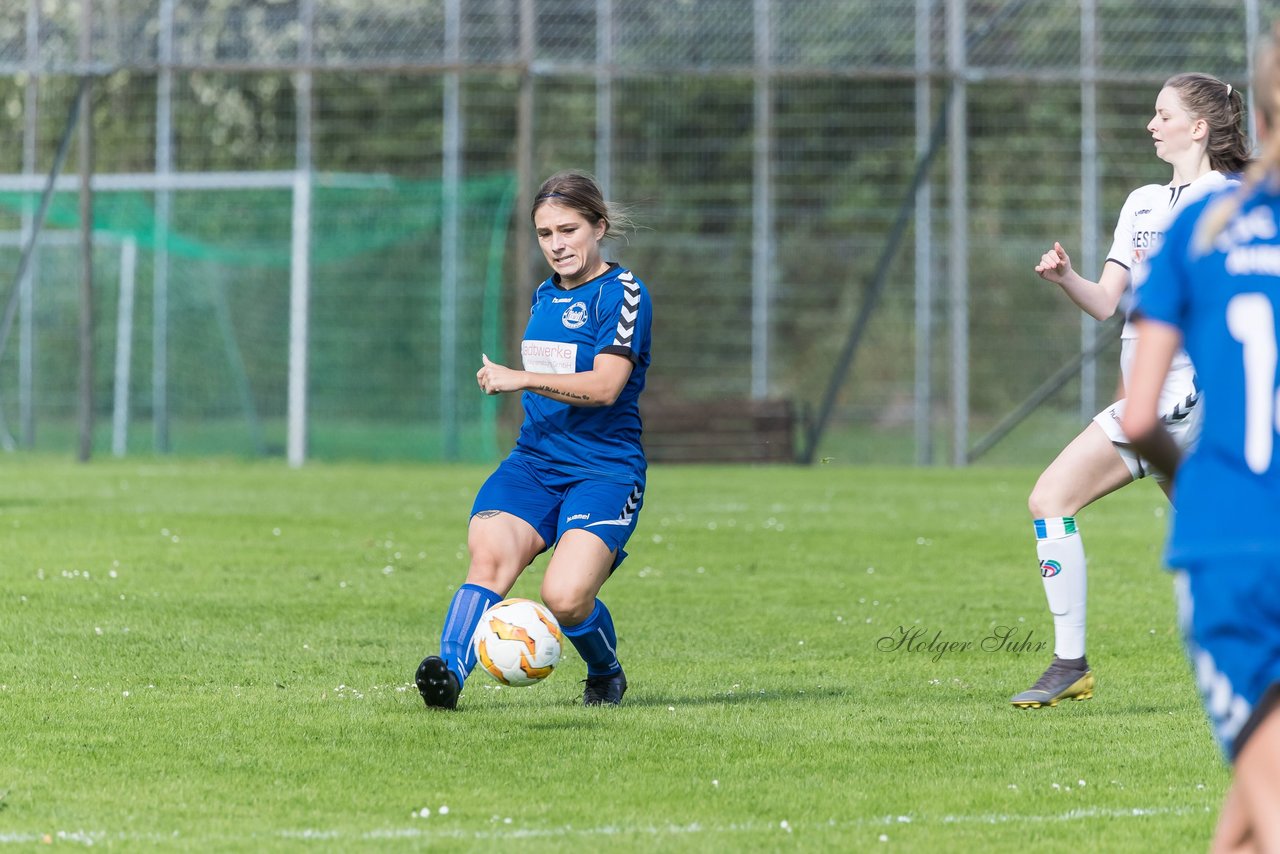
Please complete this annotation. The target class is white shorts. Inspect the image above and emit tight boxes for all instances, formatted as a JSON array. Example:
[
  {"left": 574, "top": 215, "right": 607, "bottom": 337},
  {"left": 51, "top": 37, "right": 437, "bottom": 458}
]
[{"left": 1093, "top": 360, "right": 1202, "bottom": 482}]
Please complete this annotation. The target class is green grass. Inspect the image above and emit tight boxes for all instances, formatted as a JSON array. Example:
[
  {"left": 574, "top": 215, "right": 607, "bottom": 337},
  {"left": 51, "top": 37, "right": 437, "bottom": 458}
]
[
  {"left": 17, "top": 400, "right": 1093, "bottom": 467},
  {"left": 0, "top": 458, "right": 1226, "bottom": 851},
  {"left": 14, "top": 417, "right": 501, "bottom": 462}
]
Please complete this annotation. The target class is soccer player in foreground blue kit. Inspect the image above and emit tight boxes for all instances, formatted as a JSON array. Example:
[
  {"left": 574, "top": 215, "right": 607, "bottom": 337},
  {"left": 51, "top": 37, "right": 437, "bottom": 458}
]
[
  {"left": 1124, "top": 30, "right": 1280, "bottom": 850},
  {"left": 416, "top": 171, "right": 653, "bottom": 710}
]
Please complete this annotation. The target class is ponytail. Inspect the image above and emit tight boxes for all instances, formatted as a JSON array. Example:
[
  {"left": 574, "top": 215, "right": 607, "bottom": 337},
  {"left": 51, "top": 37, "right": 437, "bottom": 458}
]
[{"left": 1193, "top": 27, "right": 1280, "bottom": 253}]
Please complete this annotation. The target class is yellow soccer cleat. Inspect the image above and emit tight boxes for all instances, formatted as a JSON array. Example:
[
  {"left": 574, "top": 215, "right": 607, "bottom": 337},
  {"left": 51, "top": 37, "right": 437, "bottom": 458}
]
[{"left": 1010, "top": 657, "right": 1095, "bottom": 708}]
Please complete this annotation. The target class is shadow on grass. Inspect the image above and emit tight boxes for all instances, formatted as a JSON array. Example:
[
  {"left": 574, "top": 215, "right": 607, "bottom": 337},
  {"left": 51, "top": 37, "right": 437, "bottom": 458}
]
[
  {"left": 619, "top": 685, "right": 852, "bottom": 708},
  {"left": 397, "top": 685, "right": 853, "bottom": 720}
]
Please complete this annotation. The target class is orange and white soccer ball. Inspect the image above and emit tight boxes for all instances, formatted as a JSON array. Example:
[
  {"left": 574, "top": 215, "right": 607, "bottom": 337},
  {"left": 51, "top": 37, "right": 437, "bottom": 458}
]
[{"left": 473, "top": 598, "right": 563, "bottom": 686}]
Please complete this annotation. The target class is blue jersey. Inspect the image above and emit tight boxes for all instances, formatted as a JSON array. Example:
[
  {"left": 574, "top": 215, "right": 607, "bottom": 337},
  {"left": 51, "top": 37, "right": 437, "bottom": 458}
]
[
  {"left": 511, "top": 263, "right": 652, "bottom": 484},
  {"left": 1138, "top": 183, "right": 1280, "bottom": 564}
]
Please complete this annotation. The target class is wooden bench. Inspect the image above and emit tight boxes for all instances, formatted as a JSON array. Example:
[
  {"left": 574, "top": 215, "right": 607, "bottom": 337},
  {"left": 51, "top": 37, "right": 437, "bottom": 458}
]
[{"left": 640, "top": 397, "right": 798, "bottom": 463}]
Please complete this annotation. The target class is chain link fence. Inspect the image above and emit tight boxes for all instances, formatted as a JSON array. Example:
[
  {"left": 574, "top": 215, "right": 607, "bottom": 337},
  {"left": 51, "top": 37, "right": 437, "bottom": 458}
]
[{"left": 0, "top": 0, "right": 1274, "bottom": 464}]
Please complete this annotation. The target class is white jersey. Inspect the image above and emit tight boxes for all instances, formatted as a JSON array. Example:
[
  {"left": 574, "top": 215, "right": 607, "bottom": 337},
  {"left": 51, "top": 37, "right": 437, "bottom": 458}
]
[
  {"left": 1092, "top": 170, "right": 1235, "bottom": 478},
  {"left": 1106, "top": 171, "right": 1236, "bottom": 389},
  {"left": 1108, "top": 170, "right": 1235, "bottom": 341}
]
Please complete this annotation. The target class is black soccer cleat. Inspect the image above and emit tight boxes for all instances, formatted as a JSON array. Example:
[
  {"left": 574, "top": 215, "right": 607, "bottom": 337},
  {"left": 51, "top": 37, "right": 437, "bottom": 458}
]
[
  {"left": 582, "top": 670, "right": 627, "bottom": 707},
  {"left": 415, "top": 655, "right": 461, "bottom": 710}
]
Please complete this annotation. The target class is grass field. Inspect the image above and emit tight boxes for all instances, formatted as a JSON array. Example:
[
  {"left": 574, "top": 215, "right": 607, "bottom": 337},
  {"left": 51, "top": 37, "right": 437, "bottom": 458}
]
[{"left": 1, "top": 457, "right": 1227, "bottom": 851}]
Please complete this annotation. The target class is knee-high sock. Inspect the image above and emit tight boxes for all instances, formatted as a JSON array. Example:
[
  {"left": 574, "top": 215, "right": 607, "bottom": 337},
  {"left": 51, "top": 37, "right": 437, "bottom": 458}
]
[
  {"left": 1035, "top": 516, "right": 1087, "bottom": 660},
  {"left": 439, "top": 583, "right": 502, "bottom": 686},
  {"left": 561, "top": 599, "right": 621, "bottom": 677}
]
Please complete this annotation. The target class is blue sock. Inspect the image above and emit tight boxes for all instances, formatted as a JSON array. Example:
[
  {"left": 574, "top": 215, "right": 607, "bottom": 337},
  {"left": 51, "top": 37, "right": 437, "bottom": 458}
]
[
  {"left": 562, "top": 599, "right": 622, "bottom": 677},
  {"left": 439, "top": 583, "right": 502, "bottom": 686}
]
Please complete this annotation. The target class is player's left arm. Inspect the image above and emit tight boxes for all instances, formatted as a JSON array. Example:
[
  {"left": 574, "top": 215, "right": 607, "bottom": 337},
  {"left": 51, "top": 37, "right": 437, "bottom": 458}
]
[
  {"left": 1121, "top": 318, "right": 1184, "bottom": 478},
  {"left": 476, "top": 352, "right": 633, "bottom": 406}
]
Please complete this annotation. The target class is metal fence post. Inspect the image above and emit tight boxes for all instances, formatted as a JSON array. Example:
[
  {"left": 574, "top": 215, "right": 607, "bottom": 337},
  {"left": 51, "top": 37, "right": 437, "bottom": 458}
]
[
  {"left": 1080, "top": 0, "right": 1100, "bottom": 422},
  {"left": 914, "top": 0, "right": 934, "bottom": 465},
  {"left": 751, "top": 0, "right": 774, "bottom": 401},
  {"left": 947, "top": 0, "right": 968, "bottom": 466},
  {"left": 441, "top": 0, "right": 462, "bottom": 461},
  {"left": 287, "top": 0, "right": 314, "bottom": 468},
  {"left": 153, "top": 0, "right": 174, "bottom": 453}
]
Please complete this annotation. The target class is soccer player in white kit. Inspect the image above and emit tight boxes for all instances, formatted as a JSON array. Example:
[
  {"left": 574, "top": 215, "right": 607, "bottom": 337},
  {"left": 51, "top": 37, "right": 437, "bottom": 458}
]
[{"left": 1011, "top": 73, "right": 1251, "bottom": 708}]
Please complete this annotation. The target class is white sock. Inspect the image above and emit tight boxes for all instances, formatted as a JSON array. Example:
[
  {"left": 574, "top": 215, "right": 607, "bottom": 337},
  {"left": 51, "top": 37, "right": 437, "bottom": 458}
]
[{"left": 1034, "top": 516, "right": 1087, "bottom": 660}]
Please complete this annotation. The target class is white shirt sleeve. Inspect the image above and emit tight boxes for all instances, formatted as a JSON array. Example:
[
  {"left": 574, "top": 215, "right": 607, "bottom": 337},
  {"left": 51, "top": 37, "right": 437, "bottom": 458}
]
[{"left": 1105, "top": 187, "right": 1144, "bottom": 271}]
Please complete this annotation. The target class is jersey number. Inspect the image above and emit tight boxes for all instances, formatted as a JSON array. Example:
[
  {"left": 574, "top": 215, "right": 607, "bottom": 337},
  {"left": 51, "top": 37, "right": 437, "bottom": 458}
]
[{"left": 1226, "top": 293, "right": 1280, "bottom": 474}]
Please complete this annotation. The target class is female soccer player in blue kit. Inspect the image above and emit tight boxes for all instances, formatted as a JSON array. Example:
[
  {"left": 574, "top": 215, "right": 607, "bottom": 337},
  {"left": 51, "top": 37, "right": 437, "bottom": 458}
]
[
  {"left": 415, "top": 171, "right": 652, "bottom": 710},
  {"left": 1124, "top": 32, "right": 1280, "bottom": 850}
]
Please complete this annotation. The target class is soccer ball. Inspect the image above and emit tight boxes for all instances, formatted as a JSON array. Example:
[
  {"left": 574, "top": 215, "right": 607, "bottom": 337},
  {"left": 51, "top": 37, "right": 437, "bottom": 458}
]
[{"left": 473, "top": 598, "right": 563, "bottom": 686}]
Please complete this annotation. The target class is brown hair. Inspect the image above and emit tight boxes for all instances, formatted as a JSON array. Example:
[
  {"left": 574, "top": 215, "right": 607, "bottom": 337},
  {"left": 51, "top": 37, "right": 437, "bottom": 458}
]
[
  {"left": 1194, "top": 31, "right": 1279, "bottom": 253},
  {"left": 530, "top": 170, "right": 635, "bottom": 239},
  {"left": 1165, "top": 72, "right": 1251, "bottom": 174}
]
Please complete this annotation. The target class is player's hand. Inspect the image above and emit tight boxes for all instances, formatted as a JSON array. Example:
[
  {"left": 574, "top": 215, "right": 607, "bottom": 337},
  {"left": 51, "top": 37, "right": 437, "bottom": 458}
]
[
  {"left": 1034, "top": 242, "right": 1073, "bottom": 284},
  {"left": 476, "top": 353, "right": 521, "bottom": 395}
]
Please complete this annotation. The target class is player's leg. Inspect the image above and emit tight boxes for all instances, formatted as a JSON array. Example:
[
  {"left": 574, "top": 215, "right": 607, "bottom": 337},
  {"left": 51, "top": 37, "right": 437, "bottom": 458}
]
[
  {"left": 1029, "top": 420, "right": 1134, "bottom": 660},
  {"left": 1209, "top": 783, "right": 1251, "bottom": 854},
  {"left": 416, "top": 512, "right": 545, "bottom": 709},
  {"left": 543, "top": 530, "right": 626, "bottom": 705},
  {"left": 1180, "top": 561, "right": 1280, "bottom": 850},
  {"left": 1227, "top": 703, "right": 1280, "bottom": 851},
  {"left": 417, "top": 459, "right": 554, "bottom": 710},
  {"left": 455, "top": 513, "right": 546, "bottom": 671},
  {"left": 542, "top": 481, "right": 643, "bottom": 706},
  {"left": 1012, "top": 420, "right": 1134, "bottom": 708}
]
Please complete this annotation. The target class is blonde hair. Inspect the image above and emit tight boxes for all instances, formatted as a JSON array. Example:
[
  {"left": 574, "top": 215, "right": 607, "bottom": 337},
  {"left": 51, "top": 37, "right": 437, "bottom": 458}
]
[{"left": 1194, "top": 29, "right": 1280, "bottom": 253}]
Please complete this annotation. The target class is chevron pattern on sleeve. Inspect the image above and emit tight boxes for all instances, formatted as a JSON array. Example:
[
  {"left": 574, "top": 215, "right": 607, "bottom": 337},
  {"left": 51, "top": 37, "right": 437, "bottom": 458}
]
[{"left": 612, "top": 272, "right": 641, "bottom": 348}]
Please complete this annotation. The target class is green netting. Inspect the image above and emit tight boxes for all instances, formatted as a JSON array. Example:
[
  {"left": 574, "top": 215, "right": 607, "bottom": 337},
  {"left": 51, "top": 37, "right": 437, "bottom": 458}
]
[
  {"left": 0, "top": 172, "right": 518, "bottom": 461},
  {"left": 0, "top": 172, "right": 514, "bottom": 267}
]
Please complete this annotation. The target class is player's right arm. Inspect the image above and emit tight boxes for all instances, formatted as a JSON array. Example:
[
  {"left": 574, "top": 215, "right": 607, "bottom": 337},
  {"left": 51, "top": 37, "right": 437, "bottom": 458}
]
[
  {"left": 1034, "top": 244, "right": 1130, "bottom": 321},
  {"left": 475, "top": 352, "right": 632, "bottom": 407}
]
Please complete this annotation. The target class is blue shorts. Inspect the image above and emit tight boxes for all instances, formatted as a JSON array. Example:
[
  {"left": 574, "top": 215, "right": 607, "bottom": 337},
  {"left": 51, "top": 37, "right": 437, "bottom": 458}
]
[
  {"left": 471, "top": 454, "right": 644, "bottom": 571},
  {"left": 1175, "top": 560, "right": 1280, "bottom": 761}
]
